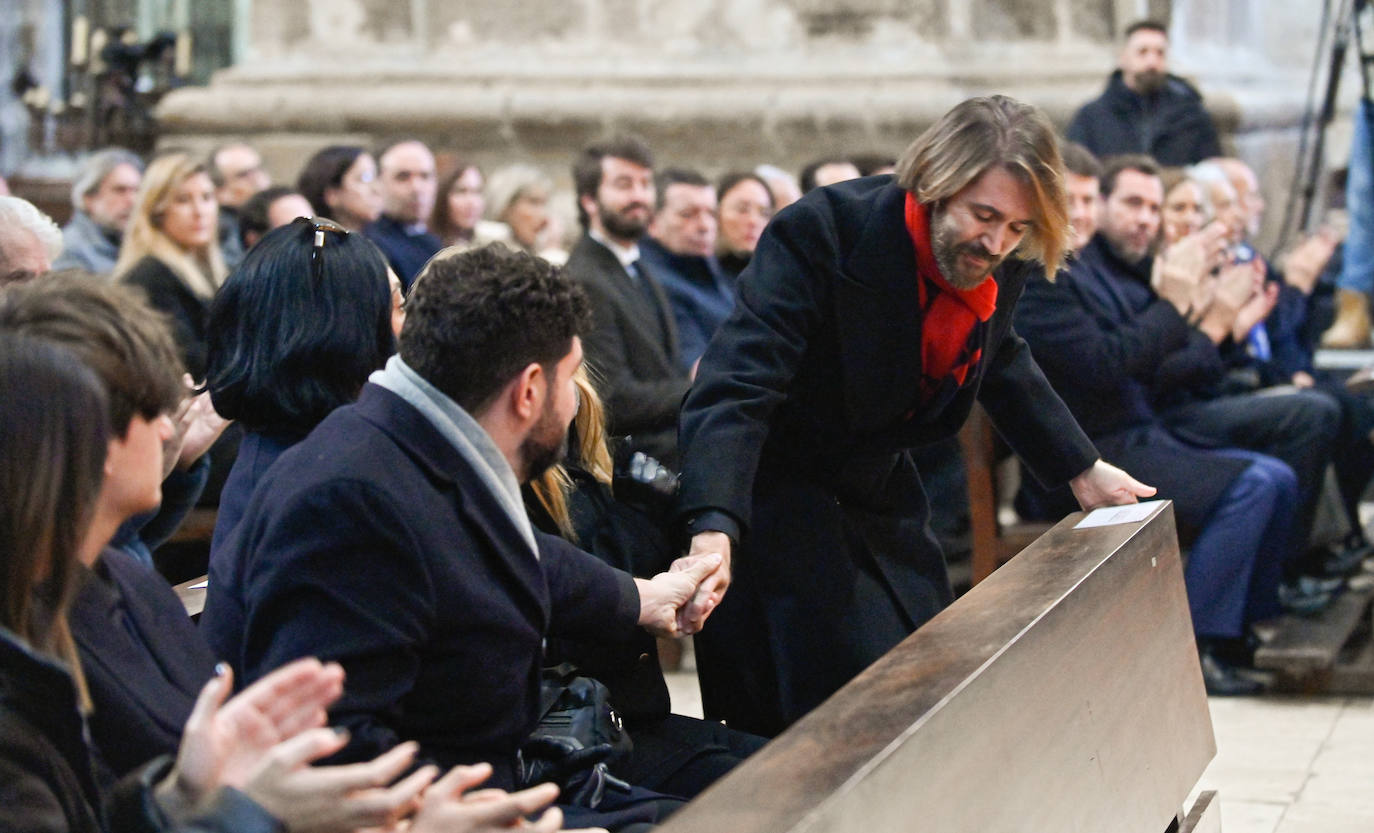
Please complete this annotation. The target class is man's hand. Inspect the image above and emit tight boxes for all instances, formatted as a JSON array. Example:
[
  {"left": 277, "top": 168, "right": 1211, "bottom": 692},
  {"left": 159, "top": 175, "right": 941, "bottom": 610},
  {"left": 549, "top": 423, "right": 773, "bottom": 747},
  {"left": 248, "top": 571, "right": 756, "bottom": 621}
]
[
  {"left": 1281, "top": 228, "right": 1339, "bottom": 295},
  {"left": 676, "top": 531, "right": 733, "bottom": 631},
  {"left": 1069, "top": 459, "right": 1156, "bottom": 511},
  {"left": 1153, "top": 223, "right": 1228, "bottom": 315},
  {"left": 1231, "top": 277, "right": 1279, "bottom": 342},
  {"left": 1198, "top": 261, "right": 1260, "bottom": 343},
  {"left": 635, "top": 552, "right": 723, "bottom": 637}
]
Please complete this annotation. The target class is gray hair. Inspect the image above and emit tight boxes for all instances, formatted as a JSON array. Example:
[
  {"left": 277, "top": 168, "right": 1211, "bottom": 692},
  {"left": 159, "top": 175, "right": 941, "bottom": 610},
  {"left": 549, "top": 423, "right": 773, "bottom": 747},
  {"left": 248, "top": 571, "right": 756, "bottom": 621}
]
[
  {"left": 70, "top": 148, "right": 144, "bottom": 211},
  {"left": 1185, "top": 161, "right": 1233, "bottom": 195},
  {"left": 0, "top": 196, "right": 63, "bottom": 275},
  {"left": 485, "top": 164, "right": 552, "bottom": 220}
]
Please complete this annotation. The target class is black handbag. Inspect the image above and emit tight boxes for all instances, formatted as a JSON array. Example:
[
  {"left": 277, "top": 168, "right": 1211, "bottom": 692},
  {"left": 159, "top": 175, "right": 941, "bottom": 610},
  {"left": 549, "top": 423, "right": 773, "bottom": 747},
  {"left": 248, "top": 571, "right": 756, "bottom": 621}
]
[{"left": 518, "top": 664, "right": 634, "bottom": 808}]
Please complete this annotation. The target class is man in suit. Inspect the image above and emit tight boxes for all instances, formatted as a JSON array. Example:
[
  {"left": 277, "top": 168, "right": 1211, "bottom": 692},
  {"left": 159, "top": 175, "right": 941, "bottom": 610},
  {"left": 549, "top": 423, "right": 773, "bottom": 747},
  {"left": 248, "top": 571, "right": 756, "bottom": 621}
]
[
  {"left": 564, "top": 136, "right": 689, "bottom": 467},
  {"left": 1013, "top": 151, "right": 1302, "bottom": 695},
  {"left": 639, "top": 167, "right": 735, "bottom": 371},
  {"left": 364, "top": 139, "right": 442, "bottom": 289},
  {"left": 202, "top": 246, "right": 716, "bottom": 829},
  {"left": 676, "top": 95, "right": 1154, "bottom": 737}
]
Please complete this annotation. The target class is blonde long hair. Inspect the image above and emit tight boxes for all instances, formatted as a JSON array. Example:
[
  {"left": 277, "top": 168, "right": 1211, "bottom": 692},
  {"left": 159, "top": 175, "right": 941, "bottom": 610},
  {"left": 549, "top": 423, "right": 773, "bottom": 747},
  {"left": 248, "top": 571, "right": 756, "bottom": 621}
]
[
  {"left": 530, "top": 366, "right": 614, "bottom": 541},
  {"left": 896, "top": 95, "right": 1070, "bottom": 280},
  {"left": 114, "top": 153, "right": 227, "bottom": 298}
]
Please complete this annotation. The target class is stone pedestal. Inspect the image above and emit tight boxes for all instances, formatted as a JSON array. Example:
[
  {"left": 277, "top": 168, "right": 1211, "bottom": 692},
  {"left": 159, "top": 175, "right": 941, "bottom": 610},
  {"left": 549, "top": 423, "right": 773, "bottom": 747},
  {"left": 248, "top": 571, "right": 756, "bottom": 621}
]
[{"left": 157, "top": 0, "right": 1336, "bottom": 251}]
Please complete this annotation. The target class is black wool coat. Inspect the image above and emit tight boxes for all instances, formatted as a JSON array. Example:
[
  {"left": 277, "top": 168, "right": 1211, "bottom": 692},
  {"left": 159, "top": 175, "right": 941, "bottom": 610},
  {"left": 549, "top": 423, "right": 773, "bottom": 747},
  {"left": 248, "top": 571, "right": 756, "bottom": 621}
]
[
  {"left": 565, "top": 234, "right": 691, "bottom": 467},
  {"left": 121, "top": 256, "right": 210, "bottom": 380},
  {"left": 676, "top": 176, "right": 1099, "bottom": 736},
  {"left": 201, "top": 384, "right": 641, "bottom": 792}
]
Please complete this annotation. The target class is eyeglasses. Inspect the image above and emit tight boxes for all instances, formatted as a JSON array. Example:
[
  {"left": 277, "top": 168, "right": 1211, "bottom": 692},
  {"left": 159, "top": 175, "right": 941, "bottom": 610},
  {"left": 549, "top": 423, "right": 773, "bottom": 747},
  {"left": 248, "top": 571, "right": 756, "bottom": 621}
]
[{"left": 307, "top": 217, "right": 349, "bottom": 281}]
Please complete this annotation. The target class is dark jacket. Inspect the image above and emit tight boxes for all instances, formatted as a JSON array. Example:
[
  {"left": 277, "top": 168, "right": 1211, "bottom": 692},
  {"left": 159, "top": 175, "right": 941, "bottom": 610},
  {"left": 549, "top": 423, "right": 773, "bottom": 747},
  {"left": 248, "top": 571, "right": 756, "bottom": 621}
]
[
  {"left": 209, "top": 429, "right": 306, "bottom": 562},
  {"left": 69, "top": 548, "right": 218, "bottom": 781},
  {"left": 362, "top": 215, "right": 441, "bottom": 290},
  {"left": 1012, "top": 250, "right": 1248, "bottom": 527},
  {"left": 121, "top": 256, "right": 211, "bottom": 379},
  {"left": 1066, "top": 70, "right": 1222, "bottom": 166},
  {"left": 0, "top": 627, "right": 277, "bottom": 833},
  {"left": 565, "top": 234, "right": 690, "bottom": 466},
  {"left": 638, "top": 237, "right": 735, "bottom": 371},
  {"left": 200, "top": 384, "right": 641, "bottom": 791},
  {"left": 676, "top": 175, "right": 1099, "bottom": 735}
]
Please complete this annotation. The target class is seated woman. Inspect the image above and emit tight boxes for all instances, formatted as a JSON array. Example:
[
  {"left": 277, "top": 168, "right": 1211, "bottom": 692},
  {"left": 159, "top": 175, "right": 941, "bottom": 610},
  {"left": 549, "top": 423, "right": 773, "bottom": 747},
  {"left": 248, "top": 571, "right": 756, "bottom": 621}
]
[
  {"left": 115, "top": 153, "right": 227, "bottom": 381},
  {"left": 527, "top": 370, "right": 767, "bottom": 799},
  {"left": 432, "top": 162, "right": 508, "bottom": 250},
  {"left": 206, "top": 218, "right": 399, "bottom": 555},
  {"left": 714, "top": 171, "right": 774, "bottom": 279},
  {"left": 485, "top": 164, "right": 567, "bottom": 264},
  {"left": 296, "top": 145, "right": 384, "bottom": 233},
  {"left": 0, "top": 281, "right": 567, "bottom": 833}
]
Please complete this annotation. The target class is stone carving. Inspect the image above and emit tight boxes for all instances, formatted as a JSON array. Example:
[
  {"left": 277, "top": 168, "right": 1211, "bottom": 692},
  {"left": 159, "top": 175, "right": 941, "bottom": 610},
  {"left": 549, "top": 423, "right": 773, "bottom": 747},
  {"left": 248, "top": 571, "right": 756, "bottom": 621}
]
[{"left": 307, "top": 0, "right": 369, "bottom": 45}]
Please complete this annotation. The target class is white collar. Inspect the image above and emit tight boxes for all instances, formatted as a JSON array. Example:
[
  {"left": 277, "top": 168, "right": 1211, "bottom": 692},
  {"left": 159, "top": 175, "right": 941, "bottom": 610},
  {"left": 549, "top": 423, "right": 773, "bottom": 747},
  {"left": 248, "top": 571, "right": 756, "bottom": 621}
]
[{"left": 590, "top": 228, "right": 641, "bottom": 269}]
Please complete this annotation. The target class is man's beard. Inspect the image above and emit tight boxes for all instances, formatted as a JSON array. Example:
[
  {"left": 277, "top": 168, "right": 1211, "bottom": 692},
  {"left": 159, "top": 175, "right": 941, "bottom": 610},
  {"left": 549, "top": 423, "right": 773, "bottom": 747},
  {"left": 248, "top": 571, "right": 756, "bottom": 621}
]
[
  {"left": 930, "top": 206, "right": 1003, "bottom": 290},
  {"left": 1104, "top": 229, "right": 1153, "bottom": 266},
  {"left": 1132, "top": 69, "right": 1166, "bottom": 96},
  {"left": 519, "top": 402, "right": 570, "bottom": 482},
  {"left": 599, "top": 199, "right": 650, "bottom": 241}
]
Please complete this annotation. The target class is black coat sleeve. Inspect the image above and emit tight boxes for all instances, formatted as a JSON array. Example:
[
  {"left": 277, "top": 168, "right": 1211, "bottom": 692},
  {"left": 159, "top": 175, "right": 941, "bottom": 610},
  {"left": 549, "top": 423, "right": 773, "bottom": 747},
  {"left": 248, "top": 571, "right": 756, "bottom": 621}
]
[
  {"left": 676, "top": 199, "right": 834, "bottom": 530},
  {"left": 537, "top": 532, "right": 640, "bottom": 643},
  {"left": 974, "top": 317, "right": 1099, "bottom": 488},
  {"left": 234, "top": 480, "right": 432, "bottom": 766}
]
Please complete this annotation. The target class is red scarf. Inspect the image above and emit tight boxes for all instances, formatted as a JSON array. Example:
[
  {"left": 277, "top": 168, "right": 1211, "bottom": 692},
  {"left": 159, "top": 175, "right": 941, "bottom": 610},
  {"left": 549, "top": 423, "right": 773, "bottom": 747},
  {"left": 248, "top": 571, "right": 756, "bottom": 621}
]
[{"left": 904, "top": 193, "right": 998, "bottom": 403}]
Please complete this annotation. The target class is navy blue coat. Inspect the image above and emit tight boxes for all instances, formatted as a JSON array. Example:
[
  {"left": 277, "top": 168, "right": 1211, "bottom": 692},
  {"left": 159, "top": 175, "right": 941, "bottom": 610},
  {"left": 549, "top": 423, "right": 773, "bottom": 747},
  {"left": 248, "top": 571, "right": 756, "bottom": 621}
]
[
  {"left": 201, "top": 384, "right": 641, "bottom": 791},
  {"left": 69, "top": 549, "right": 217, "bottom": 782},
  {"left": 676, "top": 176, "right": 1099, "bottom": 736}
]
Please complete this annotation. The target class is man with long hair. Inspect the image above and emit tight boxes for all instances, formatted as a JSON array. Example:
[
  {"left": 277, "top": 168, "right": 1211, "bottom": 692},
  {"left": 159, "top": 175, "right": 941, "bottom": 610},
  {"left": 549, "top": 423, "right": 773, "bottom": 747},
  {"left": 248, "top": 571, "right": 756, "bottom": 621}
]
[{"left": 677, "top": 95, "right": 1154, "bottom": 737}]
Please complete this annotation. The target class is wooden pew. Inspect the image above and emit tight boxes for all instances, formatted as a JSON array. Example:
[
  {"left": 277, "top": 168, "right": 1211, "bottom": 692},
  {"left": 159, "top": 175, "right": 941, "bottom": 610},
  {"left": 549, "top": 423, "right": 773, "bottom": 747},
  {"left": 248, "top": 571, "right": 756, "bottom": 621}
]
[
  {"left": 958, "top": 402, "right": 1052, "bottom": 586},
  {"left": 660, "top": 501, "right": 1216, "bottom": 833}
]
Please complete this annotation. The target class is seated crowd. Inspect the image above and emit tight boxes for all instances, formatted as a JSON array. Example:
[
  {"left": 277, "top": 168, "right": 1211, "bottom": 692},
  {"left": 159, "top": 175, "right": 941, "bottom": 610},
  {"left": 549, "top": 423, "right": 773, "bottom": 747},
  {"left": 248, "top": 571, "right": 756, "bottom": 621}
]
[{"left": 0, "top": 17, "right": 1372, "bottom": 833}]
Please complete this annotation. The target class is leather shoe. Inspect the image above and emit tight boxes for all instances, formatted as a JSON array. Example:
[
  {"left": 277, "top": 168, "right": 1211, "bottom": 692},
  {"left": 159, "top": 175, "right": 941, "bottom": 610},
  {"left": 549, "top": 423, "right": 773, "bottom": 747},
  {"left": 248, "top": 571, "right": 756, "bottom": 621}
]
[
  {"left": 1199, "top": 648, "right": 1266, "bottom": 696},
  {"left": 1279, "top": 580, "right": 1335, "bottom": 616}
]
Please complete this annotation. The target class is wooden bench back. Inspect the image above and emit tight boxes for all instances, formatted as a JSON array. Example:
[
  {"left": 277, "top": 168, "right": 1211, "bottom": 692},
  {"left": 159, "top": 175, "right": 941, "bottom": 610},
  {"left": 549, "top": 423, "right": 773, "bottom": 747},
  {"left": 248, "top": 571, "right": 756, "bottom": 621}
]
[{"left": 658, "top": 502, "right": 1214, "bottom": 833}]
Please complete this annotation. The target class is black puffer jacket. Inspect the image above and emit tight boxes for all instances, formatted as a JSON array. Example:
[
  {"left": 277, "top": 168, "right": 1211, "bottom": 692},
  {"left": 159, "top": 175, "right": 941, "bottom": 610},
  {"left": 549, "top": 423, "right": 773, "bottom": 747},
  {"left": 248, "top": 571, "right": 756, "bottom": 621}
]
[
  {"left": 1066, "top": 70, "right": 1222, "bottom": 166},
  {"left": 0, "top": 627, "right": 279, "bottom": 833}
]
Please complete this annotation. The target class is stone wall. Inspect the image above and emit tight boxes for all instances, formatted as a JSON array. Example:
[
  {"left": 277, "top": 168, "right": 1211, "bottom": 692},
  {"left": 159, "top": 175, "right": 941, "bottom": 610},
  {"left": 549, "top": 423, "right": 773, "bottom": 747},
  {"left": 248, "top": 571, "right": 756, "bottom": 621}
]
[{"left": 157, "top": 0, "right": 1343, "bottom": 252}]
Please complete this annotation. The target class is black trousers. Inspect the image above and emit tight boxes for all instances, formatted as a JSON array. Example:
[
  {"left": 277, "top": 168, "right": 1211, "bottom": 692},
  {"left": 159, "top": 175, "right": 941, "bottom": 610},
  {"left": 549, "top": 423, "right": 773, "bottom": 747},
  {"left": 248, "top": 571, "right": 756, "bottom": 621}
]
[
  {"left": 616, "top": 713, "right": 768, "bottom": 798},
  {"left": 1161, "top": 388, "right": 1340, "bottom": 560}
]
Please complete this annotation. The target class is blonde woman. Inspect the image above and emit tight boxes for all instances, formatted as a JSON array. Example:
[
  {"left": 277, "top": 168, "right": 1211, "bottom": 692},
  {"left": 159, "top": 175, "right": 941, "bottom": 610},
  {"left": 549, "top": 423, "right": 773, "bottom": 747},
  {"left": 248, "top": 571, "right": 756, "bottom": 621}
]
[{"left": 116, "top": 152, "right": 227, "bottom": 379}]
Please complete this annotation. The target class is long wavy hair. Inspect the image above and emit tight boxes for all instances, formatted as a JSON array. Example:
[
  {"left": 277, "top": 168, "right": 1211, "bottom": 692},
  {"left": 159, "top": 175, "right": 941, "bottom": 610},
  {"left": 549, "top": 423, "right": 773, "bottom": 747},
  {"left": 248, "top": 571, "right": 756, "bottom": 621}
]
[
  {"left": 896, "top": 95, "right": 1070, "bottom": 279},
  {"left": 0, "top": 333, "right": 108, "bottom": 706},
  {"left": 114, "top": 152, "right": 227, "bottom": 298}
]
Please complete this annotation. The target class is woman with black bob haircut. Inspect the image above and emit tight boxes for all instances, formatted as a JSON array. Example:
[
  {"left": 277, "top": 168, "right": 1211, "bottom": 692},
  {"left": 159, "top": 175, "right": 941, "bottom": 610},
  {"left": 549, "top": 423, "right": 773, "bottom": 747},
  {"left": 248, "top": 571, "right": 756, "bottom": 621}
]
[{"left": 206, "top": 217, "right": 397, "bottom": 555}]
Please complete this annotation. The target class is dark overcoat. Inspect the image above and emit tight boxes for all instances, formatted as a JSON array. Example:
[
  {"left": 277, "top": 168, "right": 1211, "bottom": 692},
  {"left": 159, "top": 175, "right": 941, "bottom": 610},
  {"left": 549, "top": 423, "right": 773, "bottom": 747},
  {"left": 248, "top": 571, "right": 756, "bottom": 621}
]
[
  {"left": 676, "top": 176, "right": 1099, "bottom": 736},
  {"left": 69, "top": 548, "right": 218, "bottom": 782},
  {"left": 200, "top": 384, "right": 641, "bottom": 791}
]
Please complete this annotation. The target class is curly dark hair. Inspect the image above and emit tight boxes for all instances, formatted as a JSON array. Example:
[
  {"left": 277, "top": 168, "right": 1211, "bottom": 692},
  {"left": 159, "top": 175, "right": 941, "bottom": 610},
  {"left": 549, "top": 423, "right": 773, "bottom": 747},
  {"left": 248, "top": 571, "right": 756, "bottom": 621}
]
[{"left": 401, "top": 245, "right": 591, "bottom": 414}]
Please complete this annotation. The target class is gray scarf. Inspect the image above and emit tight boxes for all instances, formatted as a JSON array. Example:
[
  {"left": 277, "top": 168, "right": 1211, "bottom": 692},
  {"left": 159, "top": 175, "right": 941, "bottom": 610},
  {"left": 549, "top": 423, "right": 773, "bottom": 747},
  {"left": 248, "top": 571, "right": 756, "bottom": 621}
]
[{"left": 369, "top": 356, "right": 537, "bottom": 558}]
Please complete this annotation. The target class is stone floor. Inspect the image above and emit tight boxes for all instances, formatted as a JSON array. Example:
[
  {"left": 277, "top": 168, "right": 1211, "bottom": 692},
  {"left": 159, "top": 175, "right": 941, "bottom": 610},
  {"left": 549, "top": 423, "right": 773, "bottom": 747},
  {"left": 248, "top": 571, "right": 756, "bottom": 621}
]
[{"left": 664, "top": 652, "right": 1374, "bottom": 831}]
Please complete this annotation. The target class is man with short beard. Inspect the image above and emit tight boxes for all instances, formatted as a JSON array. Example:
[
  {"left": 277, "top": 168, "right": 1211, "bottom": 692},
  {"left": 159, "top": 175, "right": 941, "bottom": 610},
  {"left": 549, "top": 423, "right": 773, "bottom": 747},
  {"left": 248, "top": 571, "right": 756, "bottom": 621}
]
[
  {"left": 676, "top": 96, "right": 1154, "bottom": 737},
  {"left": 204, "top": 246, "right": 718, "bottom": 831},
  {"left": 1067, "top": 19, "right": 1221, "bottom": 166},
  {"left": 564, "top": 135, "right": 689, "bottom": 466}
]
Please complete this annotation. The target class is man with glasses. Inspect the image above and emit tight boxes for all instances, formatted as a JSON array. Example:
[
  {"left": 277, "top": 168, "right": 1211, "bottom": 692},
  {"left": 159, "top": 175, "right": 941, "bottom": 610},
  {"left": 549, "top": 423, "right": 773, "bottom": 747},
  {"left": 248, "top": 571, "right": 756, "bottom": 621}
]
[{"left": 209, "top": 142, "right": 273, "bottom": 267}]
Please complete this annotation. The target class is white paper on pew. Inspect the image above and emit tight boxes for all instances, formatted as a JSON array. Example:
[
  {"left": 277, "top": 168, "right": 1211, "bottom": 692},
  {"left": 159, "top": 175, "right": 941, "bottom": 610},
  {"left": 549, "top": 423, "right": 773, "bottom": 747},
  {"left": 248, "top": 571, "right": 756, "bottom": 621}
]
[
  {"left": 188, "top": 580, "right": 209, "bottom": 590},
  {"left": 1073, "top": 500, "right": 1162, "bottom": 529}
]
